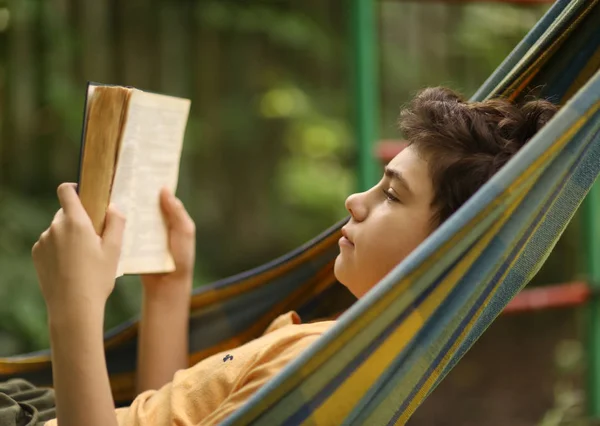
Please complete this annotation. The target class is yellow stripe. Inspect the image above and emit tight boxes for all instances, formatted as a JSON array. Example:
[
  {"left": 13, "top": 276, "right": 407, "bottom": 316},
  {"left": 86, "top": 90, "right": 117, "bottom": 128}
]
[
  {"left": 507, "top": 70, "right": 539, "bottom": 102},
  {"left": 0, "top": 355, "right": 52, "bottom": 375}
]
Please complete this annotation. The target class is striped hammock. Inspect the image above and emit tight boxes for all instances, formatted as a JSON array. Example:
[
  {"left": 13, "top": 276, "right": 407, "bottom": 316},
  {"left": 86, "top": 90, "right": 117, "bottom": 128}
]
[{"left": 1, "top": 0, "right": 600, "bottom": 424}]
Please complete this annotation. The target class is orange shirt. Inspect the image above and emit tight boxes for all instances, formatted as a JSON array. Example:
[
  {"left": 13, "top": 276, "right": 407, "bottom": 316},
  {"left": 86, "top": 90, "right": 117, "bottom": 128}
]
[{"left": 46, "top": 312, "right": 334, "bottom": 425}]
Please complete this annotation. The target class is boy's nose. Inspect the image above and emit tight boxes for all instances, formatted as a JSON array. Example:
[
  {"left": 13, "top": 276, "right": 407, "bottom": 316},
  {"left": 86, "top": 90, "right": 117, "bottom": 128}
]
[{"left": 345, "top": 191, "right": 368, "bottom": 222}]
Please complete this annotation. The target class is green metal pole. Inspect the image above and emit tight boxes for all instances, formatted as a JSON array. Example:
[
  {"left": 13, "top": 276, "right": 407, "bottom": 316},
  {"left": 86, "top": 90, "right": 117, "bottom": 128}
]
[
  {"left": 586, "top": 181, "right": 600, "bottom": 417},
  {"left": 351, "top": 0, "right": 380, "bottom": 192}
]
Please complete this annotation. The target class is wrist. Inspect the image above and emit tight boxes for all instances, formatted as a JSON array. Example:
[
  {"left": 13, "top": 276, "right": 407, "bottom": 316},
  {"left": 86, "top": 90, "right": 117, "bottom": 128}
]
[
  {"left": 142, "top": 281, "right": 191, "bottom": 308},
  {"left": 142, "top": 274, "right": 192, "bottom": 296},
  {"left": 48, "top": 303, "right": 105, "bottom": 334}
]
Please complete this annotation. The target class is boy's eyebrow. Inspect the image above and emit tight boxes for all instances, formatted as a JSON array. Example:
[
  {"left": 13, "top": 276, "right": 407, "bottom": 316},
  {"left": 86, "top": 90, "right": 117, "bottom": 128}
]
[{"left": 384, "top": 166, "right": 413, "bottom": 194}]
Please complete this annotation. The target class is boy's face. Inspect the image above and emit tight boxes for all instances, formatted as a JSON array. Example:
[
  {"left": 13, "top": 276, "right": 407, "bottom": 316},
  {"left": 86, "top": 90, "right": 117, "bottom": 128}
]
[{"left": 334, "top": 145, "right": 435, "bottom": 298}]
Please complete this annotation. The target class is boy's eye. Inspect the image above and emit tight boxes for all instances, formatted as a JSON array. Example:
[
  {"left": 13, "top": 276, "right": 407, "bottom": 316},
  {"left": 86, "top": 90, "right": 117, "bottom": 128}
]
[{"left": 383, "top": 188, "right": 399, "bottom": 202}]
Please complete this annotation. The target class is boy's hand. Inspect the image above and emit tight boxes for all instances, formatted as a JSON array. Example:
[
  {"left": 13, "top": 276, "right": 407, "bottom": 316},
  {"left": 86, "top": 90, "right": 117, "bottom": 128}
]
[
  {"left": 32, "top": 183, "right": 126, "bottom": 319},
  {"left": 136, "top": 190, "right": 194, "bottom": 393},
  {"left": 141, "top": 188, "right": 196, "bottom": 298}
]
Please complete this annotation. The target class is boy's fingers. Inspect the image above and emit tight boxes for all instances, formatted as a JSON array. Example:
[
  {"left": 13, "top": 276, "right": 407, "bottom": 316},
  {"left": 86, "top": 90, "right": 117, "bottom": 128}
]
[
  {"left": 56, "top": 183, "right": 85, "bottom": 217},
  {"left": 159, "top": 188, "right": 173, "bottom": 217},
  {"left": 160, "top": 189, "right": 195, "bottom": 235},
  {"left": 102, "top": 204, "right": 126, "bottom": 256},
  {"left": 52, "top": 208, "right": 64, "bottom": 224}
]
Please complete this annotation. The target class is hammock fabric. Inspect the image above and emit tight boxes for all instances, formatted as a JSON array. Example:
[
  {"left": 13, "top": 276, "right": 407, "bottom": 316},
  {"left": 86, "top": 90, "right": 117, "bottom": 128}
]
[{"left": 2, "top": 0, "right": 600, "bottom": 424}]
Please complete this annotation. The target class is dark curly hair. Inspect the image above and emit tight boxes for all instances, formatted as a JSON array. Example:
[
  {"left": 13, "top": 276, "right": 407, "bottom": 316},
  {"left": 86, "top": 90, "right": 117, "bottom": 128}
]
[{"left": 399, "top": 87, "right": 558, "bottom": 226}]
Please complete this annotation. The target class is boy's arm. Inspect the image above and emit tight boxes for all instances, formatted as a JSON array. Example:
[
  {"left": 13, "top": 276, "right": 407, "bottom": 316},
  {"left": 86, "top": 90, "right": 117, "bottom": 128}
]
[
  {"left": 33, "top": 183, "right": 126, "bottom": 426},
  {"left": 137, "top": 278, "right": 191, "bottom": 393},
  {"left": 48, "top": 307, "right": 117, "bottom": 426},
  {"left": 136, "top": 189, "right": 196, "bottom": 394}
]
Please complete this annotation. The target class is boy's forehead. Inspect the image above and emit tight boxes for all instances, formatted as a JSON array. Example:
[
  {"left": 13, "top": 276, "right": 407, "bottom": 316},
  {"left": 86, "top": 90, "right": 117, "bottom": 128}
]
[
  {"left": 388, "top": 146, "right": 425, "bottom": 174},
  {"left": 388, "top": 146, "right": 432, "bottom": 196}
]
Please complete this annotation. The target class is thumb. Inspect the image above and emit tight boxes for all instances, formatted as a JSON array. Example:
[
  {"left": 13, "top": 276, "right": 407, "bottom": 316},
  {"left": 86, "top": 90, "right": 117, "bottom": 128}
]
[
  {"left": 102, "top": 204, "right": 126, "bottom": 257},
  {"left": 161, "top": 189, "right": 195, "bottom": 234}
]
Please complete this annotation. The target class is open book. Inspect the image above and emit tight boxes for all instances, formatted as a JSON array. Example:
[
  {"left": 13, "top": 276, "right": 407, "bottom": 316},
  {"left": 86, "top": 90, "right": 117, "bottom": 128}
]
[{"left": 78, "top": 83, "right": 191, "bottom": 276}]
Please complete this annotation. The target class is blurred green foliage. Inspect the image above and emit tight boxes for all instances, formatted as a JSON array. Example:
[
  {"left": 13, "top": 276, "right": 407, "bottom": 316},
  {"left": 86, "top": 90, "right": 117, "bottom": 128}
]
[{"left": 1, "top": 0, "right": 578, "bottom": 363}]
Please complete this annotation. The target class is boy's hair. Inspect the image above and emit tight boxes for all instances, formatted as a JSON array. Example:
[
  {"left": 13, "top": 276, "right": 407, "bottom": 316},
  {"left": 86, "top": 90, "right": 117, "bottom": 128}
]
[{"left": 399, "top": 87, "right": 558, "bottom": 226}]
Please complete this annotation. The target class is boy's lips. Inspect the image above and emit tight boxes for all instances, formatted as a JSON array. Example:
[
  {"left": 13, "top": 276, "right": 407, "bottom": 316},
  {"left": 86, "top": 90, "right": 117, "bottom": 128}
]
[{"left": 340, "top": 227, "right": 355, "bottom": 247}]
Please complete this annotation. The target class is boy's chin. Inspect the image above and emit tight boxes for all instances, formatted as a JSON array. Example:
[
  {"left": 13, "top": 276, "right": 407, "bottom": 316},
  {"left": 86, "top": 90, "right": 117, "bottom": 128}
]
[
  {"left": 334, "top": 256, "right": 377, "bottom": 299},
  {"left": 333, "top": 253, "right": 343, "bottom": 276},
  {"left": 334, "top": 254, "right": 352, "bottom": 287}
]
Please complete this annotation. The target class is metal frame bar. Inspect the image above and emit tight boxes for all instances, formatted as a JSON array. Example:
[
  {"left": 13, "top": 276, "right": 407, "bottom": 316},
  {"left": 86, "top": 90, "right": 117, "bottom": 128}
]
[
  {"left": 351, "top": 0, "right": 380, "bottom": 192},
  {"left": 585, "top": 185, "right": 600, "bottom": 416}
]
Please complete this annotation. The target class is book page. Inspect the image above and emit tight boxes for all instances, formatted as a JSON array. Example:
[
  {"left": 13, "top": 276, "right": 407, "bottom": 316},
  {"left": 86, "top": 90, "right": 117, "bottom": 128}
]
[{"left": 109, "top": 90, "right": 191, "bottom": 276}]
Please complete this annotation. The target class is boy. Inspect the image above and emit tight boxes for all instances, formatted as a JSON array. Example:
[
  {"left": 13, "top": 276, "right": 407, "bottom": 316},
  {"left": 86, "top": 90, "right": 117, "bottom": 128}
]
[{"left": 37, "top": 87, "right": 556, "bottom": 425}]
